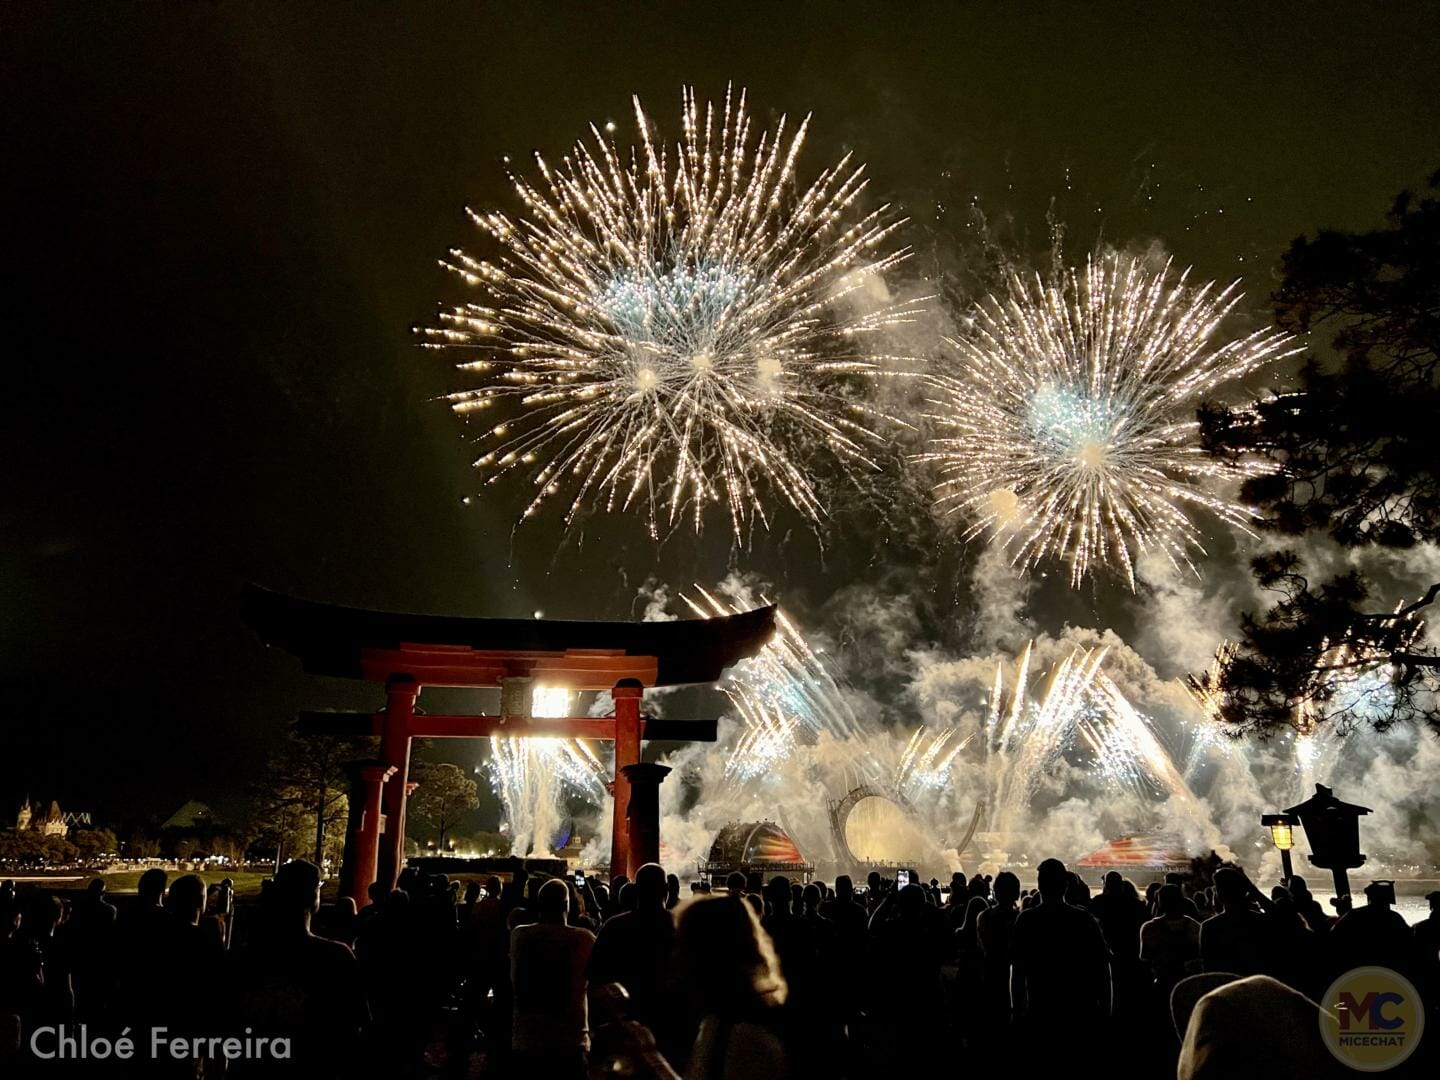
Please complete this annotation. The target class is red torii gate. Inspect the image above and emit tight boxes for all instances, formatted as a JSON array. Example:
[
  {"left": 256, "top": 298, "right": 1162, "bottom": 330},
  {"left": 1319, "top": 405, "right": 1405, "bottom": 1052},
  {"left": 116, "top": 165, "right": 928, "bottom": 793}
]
[{"left": 244, "top": 586, "right": 775, "bottom": 903}]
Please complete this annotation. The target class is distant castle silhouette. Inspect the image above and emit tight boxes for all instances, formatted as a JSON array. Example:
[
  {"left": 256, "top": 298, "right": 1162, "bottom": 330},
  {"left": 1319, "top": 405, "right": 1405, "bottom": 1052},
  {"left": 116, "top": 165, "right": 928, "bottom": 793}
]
[{"left": 13, "top": 797, "right": 90, "bottom": 837}]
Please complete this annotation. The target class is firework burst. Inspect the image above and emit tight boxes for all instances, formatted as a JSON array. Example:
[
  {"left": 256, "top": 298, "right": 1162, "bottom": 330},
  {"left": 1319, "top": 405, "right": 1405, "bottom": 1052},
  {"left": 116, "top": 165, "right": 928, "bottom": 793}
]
[
  {"left": 919, "top": 254, "right": 1298, "bottom": 588},
  {"left": 426, "top": 86, "right": 922, "bottom": 541}
]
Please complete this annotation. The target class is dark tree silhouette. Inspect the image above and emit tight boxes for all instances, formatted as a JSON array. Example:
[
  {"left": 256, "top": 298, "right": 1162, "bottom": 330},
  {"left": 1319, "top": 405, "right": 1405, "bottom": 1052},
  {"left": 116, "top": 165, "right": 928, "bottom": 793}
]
[
  {"left": 251, "top": 729, "right": 369, "bottom": 865},
  {"left": 408, "top": 761, "right": 479, "bottom": 851},
  {"left": 70, "top": 828, "right": 119, "bottom": 864},
  {"left": 1196, "top": 170, "right": 1440, "bottom": 736}
]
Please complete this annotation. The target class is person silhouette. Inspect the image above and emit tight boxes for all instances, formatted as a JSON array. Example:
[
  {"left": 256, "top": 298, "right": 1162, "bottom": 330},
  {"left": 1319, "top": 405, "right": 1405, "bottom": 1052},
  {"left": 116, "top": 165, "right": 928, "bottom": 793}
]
[
  {"left": 59, "top": 877, "right": 116, "bottom": 1020},
  {"left": 1330, "top": 879, "right": 1414, "bottom": 977},
  {"left": 1141, "top": 883, "right": 1201, "bottom": 993},
  {"left": 4, "top": 892, "right": 68, "bottom": 1044},
  {"left": 588, "top": 863, "right": 674, "bottom": 1047},
  {"left": 956, "top": 895, "right": 988, "bottom": 966},
  {"left": 1093, "top": 870, "right": 1144, "bottom": 963},
  {"left": 1415, "top": 891, "right": 1440, "bottom": 960},
  {"left": 116, "top": 866, "right": 172, "bottom": 1031},
  {"left": 868, "top": 883, "right": 950, "bottom": 1066},
  {"left": 1263, "top": 894, "right": 1320, "bottom": 998},
  {"left": 1285, "top": 875, "right": 1332, "bottom": 934},
  {"left": 665, "top": 873, "right": 682, "bottom": 911},
  {"left": 1199, "top": 868, "right": 1270, "bottom": 977},
  {"left": 977, "top": 870, "right": 1021, "bottom": 996},
  {"left": 227, "top": 859, "right": 367, "bottom": 1076},
  {"left": 1010, "top": 857, "right": 1111, "bottom": 1057},
  {"left": 672, "top": 896, "right": 788, "bottom": 1080},
  {"left": 1414, "top": 890, "right": 1440, "bottom": 1008},
  {"left": 510, "top": 878, "right": 595, "bottom": 1078},
  {"left": 326, "top": 894, "right": 358, "bottom": 948},
  {"left": 944, "top": 872, "right": 969, "bottom": 929},
  {"left": 1177, "top": 975, "right": 1349, "bottom": 1079},
  {"left": 818, "top": 875, "right": 867, "bottom": 940}
]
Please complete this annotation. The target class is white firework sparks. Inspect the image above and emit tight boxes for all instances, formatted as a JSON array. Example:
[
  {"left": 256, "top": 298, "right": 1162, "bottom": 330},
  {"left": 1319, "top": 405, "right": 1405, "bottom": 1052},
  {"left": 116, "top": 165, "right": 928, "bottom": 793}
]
[
  {"left": 486, "top": 734, "right": 608, "bottom": 856},
  {"left": 1184, "top": 639, "right": 1392, "bottom": 803},
  {"left": 1179, "top": 643, "right": 1242, "bottom": 778},
  {"left": 1299, "top": 626, "right": 1416, "bottom": 734},
  {"left": 896, "top": 725, "right": 970, "bottom": 799},
  {"left": 683, "top": 585, "right": 872, "bottom": 785},
  {"left": 724, "top": 701, "right": 801, "bottom": 784},
  {"left": 1189, "top": 597, "right": 1420, "bottom": 749},
  {"left": 1185, "top": 652, "right": 1346, "bottom": 799},
  {"left": 919, "top": 254, "right": 1299, "bottom": 588},
  {"left": 1089, "top": 670, "right": 1210, "bottom": 822},
  {"left": 983, "top": 642, "right": 1201, "bottom": 837},
  {"left": 985, "top": 642, "right": 1105, "bottom": 829},
  {"left": 426, "top": 85, "right": 922, "bottom": 541},
  {"left": 1290, "top": 724, "right": 1346, "bottom": 795}
]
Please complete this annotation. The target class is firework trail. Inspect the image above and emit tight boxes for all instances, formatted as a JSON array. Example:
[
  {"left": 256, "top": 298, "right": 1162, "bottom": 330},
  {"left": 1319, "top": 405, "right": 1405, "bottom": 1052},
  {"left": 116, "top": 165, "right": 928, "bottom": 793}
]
[
  {"left": 724, "top": 702, "right": 801, "bottom": 784},
  {"left": 1089, "top": 670, "right": 1212, "bottom": 827},
  {"left": 1185, "top": 632, "right": 1412, "bottom": 800},
  {"left": 684, "top": 585, "right": 876, "bottom": 786},
  {"left": 485, "top": 733, "right": 608, "bottom": 856},
  {"left": 485, "top": 735, "right": 544, "bottom": 856},
  {"left": 1185, "top": 666, "right": 1343, "bottom": 802},
  {"left": 426, "top": 85, "right": 923, "bottom": 542},
  {"left": 1179, "top": 643, "right": 1242, "bottom": 779},
  {"left": 919, "top": 254, "right": 1298, "bottom": 588},
  {"left": 895, "top": 726, "right": 971, "bottom": 801},
  {"left": 986, "top": 643, "right": 1105, "bottom": 833},
  {"left": 982, "top": 643, "right": 1202, "bottom": 838}
]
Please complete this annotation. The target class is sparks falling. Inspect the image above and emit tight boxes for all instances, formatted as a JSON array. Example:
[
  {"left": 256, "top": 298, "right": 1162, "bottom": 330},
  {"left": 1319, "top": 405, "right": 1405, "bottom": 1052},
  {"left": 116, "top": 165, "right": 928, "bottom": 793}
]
[
  {"left": 486, "top": 734, "right": 608, "bottom": 857},
  {"left": 684, "top": 584, "right": 871, "bottom": 784},
  {"left": 426, "top": 86, "right": 922, "bottom": 542},
  {"left": 896, "top": 725, "right": 970, "bottom": 799},
  {"left": 919, "top": 254, "right": 1299, "bottom": 588},
  {"left": 983, "top": 642, "right": 1202, "bottom": 838},
  {"left": 1186, "top": 614, "right": 1420, "bottom": 799},
  {"left": 1298, "top": 633, "right": 1413, "bottom": 734}
]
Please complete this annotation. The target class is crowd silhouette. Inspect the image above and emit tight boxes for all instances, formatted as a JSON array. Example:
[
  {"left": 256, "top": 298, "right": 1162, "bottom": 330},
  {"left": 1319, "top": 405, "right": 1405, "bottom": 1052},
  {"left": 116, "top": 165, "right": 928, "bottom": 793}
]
[{"left": 2, "top": 855, "right": 1438, "bottom": 1077}]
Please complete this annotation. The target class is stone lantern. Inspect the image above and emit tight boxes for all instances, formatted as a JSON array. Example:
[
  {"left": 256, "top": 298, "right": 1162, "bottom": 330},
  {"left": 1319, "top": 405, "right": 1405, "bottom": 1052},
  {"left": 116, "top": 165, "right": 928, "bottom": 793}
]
[{"left": 1284, "top": 783, "right": 1372, "bottom": 900}]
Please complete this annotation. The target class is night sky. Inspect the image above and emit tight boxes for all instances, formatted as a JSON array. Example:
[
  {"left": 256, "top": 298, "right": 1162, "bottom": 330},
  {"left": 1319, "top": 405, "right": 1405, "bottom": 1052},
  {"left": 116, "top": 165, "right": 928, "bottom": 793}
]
[{"left": 4, "top": 3, "right": 1439, "bottom": 828}]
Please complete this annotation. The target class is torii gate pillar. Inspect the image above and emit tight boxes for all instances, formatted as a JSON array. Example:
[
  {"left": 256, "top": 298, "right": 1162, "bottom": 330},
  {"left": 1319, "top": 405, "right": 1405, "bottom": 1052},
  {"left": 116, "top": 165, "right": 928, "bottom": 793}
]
[
  {"left": 376, "top": 676, "right": 419, "bottom": 893},
  {"left": 340, "top": 762, "right": 395, "bottom": 906},
  {"left": 609, "top": 680, "right": 644, "bottom": 882},
  {"left": 622, "top": 762, "right": 671, "bottom": 879}
]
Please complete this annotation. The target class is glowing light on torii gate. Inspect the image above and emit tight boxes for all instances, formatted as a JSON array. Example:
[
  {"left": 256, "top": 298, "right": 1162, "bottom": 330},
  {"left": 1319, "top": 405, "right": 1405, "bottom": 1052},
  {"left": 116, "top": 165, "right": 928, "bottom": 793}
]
[{"left": 244, "top": 586, "right": 775, "bottom": 903}]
